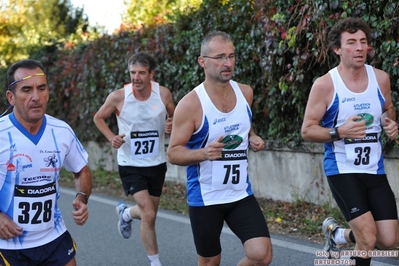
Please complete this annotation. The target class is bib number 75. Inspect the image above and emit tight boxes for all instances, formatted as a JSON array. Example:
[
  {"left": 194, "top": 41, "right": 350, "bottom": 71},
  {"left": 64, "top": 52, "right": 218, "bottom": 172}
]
[{"left": 223, "top": 164, "right": 240, "bottom": 184}]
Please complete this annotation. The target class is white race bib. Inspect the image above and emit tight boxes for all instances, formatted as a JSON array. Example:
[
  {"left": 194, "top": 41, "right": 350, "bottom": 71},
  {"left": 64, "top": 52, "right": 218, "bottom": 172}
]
[
  {"left": 130, "top": 130, "right": 159, "bottom": 159},
  {"left": 344, "top": 133, "right": 379, "bottom": 167},
  {"left": 13, "top": 182, "right": 56, "bottom": 231},
  {"left": 211, "top": 150, "right": 248, "bottom": 191}
]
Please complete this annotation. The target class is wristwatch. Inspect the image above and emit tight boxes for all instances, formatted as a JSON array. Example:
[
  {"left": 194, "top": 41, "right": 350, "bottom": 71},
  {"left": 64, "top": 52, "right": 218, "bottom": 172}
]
[{"left": 329, "top": 127, "right": 341, "bottom": 141}]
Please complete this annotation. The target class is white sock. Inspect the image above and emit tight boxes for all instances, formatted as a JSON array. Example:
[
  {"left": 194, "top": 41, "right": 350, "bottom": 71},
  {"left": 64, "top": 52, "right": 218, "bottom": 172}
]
[
  {"left": 332, "top": 228, "right": 348, "bottom": 245},
  {"left": 148, "top": 254, "right": 162, "bottom": 266},
  {"left": 122, "top": 208, "right": 132, "bottom": 222}
]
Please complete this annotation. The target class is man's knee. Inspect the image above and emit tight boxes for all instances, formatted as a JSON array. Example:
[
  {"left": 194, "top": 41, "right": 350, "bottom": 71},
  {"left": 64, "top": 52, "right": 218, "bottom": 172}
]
[
  {"left": 245, "top": 239, "right": 272, "bottom": 266},
  {"left": 245, "top": 252, "right": 272, "bottom": 266},
  {"left": 376, "top": 235, "right": 397, "bottom": 250}
]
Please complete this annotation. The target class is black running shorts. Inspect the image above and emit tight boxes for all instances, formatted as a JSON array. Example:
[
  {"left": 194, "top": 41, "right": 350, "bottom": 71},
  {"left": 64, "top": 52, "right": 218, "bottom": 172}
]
[
  {"left": 0, "top": 231, "right": 76, "bottom": 266},
  {"left": 327, "top": 173, "right": 398, "bottom": 222},
  {"left": 118, "top": 163, "right": 166, "bottom": 197},
  {"left": 188, "top": 195, "right": 270, "bottom": 257}
]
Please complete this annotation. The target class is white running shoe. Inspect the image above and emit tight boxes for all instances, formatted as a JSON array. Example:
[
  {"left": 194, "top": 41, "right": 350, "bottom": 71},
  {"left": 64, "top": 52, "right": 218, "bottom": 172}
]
[
  {"left": 116, "top": 202, "right": 132, "bottom": 239},
  {"left": 322, "top": 217, "right": 341, "bottom": 258}
]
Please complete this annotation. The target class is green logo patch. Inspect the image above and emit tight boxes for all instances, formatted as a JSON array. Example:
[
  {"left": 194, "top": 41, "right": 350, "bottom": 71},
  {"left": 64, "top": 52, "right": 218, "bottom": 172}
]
[
  {"left": 356, "top": 113, "right": 374, "bottom": 127},
  {"left": 221, "top": 135, "right": 243, "bottom": 149}
]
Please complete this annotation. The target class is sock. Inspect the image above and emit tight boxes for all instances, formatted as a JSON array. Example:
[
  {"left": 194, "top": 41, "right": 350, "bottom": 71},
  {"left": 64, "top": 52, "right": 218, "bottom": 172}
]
[
  {"left": 349, "top": 230, "right": 356, "bottom": 243},
  {"left": 350, "top": 256, "right": 371, "bottom": 266},
  {"left": 148, "top": 254, "right": 162, "bottom": 266},
  {"left": 122, "top": 208, "right": 132, "bottom": 222},
  {"left": 332, "top": 228, "right": 348, "bottom": 245}
]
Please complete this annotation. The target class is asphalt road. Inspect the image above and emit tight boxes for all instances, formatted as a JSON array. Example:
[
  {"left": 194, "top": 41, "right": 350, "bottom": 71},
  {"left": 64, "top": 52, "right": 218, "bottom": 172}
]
[{"left": 59, "top": 188, "right": 399, "bottom": 266}]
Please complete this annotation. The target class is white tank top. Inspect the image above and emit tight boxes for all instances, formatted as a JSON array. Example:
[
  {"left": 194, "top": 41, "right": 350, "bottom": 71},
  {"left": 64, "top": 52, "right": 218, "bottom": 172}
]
[
  {"left": 186, "top": 80, "right": 254, "bottom": 206},
  {"left": 116, "top": 81, "right": 167, "bottom": 167},
  {"left": 322, "top": 65, "right": 385, "bottom": 175}
]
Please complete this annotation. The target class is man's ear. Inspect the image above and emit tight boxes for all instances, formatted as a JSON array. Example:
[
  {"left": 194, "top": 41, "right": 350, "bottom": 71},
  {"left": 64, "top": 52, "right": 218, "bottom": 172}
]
[
  {"left": 198, "top": 56, "right": 206, "bottom": 68},
  {"left": 6, "top": 90, "right": 15, "bottom": 106},
  {"left": 333, "top": 47, "right": 342, "bottom": 56}
]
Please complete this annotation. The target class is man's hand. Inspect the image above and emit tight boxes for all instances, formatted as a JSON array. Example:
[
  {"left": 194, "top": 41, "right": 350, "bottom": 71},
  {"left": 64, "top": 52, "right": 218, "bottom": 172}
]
[
  {"left": 0, "top": 212, "right": 23, "bottom": 240},
  {"left": 382, "top": 117, "right": 399, "bottom": 140},
  {"left": 338, "top": 115, "right": 367, "bottom": 139},
  {"left": 205, "top": 136, "right": 225, "bottom": 161},
  {"left": 72, "top": 200, "right": 89, "bottom": 226},
  {"left": 165, "top": 117, "right": 173, "bottom": 134},
  {"left": 249, "top": 135, "right": 265, "bottom": 152},
  {"left": 111, "top": 134, "right": 126, "bottom": 149}
]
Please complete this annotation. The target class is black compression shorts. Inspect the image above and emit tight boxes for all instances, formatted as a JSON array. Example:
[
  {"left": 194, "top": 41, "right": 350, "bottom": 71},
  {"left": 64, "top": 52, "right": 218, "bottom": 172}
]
[
  {"left": 327, "top": 173, "right": 398, "bottom": 222},
  {"left": 188, "top": 195, "right": 270, "bottom": 257}
]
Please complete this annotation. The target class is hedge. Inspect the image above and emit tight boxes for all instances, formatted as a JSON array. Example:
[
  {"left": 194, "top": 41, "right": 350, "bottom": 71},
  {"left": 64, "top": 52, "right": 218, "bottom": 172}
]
[{"left": 1, "top": 0, "right": 398, "bottom": 148}]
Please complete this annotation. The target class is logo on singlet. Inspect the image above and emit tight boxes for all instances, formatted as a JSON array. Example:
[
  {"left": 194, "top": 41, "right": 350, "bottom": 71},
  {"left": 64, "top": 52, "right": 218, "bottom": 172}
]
[
  {"left": 224, "top": 124, "right": 240, "bottom": 133},
  {"left": 221, "top": 135, "right": 243, "bottom": 149},
  {"left": 342, "top": 97, "right": 355, "bottom": 103},
  {"left": 355, "top": 113, "right": 374, "bottom": 127},
  {"left": 354, "top": 103, "right": 371, "bottom": 111},
  {"left": 7, "top": 163, "right": 16, "bottom": 171},
  {"left": 344, "top": 133, "right": 378, "bottom": 144},
  {"left": 14, "top": 182, "right": 56, "bottom": 197},
  {"left": 213, "top": 118, "right": 226, "bottom": 124},
  {"left": 44, "top": 154, "right": 58, "bottom": 167}
]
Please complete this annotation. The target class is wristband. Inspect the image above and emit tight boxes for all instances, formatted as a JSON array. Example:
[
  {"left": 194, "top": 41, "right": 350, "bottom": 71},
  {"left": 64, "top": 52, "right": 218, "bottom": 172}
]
[
  {"left": 75, "top": 191, "right": 88, "bottom": 203},
  {"left": 329, "top": 127, "right": 341, "bottom": 141}
]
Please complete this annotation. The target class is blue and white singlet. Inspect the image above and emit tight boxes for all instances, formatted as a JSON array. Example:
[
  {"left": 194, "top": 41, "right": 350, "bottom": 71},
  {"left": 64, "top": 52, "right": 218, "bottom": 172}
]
[
  {"left": 186, "top": 80, "right": 254, "bottom": 206},
  {"left": 322, "top": 65, "right": 385, "bottom": 176}
]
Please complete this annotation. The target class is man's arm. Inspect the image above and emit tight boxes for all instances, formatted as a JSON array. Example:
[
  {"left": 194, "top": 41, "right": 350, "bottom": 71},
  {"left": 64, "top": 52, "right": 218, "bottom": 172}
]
[
  {"left": 375, "top": 68, "right": 398, "bottom": 139},
  {"left": 238, "top": 83, "right": 264, "bottom": 152},
  {"left": 160, "top": 86, "right": 175, "bottom": 118},
  {"left": 301, "top": 75, "right": 336, "bottom": 142},
  {"left": 93, "top": 89, "right": 126, "bottom": 148},
  {"left": 167, "top": 91, "right": 224, "bottom": 166},
  {"left": 72, "top": 165, "right": 92, "bottom": 226},
  {"left": 160, "top": 86, "right": 175, "bottom": 134},
  {"left": 302, "top": 74, "right": 368, "bottom": 142}
]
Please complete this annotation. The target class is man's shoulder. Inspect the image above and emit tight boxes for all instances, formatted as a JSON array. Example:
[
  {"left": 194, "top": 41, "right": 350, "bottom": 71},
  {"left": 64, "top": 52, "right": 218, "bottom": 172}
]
[
  {"left": 107, "top": 87, "right": 125, "bottom": 101},
  {"left": 45, "top": 114, "right": 72, "bottom": 129},
  {"left": 313, "top": 72, "right": 333, "bottom": 86},
  {"left": 370, "top": 65, "right": 389, "bottom": 78},
  {"left": 176, "top": 89, "right": 200, "bottom": 110}
]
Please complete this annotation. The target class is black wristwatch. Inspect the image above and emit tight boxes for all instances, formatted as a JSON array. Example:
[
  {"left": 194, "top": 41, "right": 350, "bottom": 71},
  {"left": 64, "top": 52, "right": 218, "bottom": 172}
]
[{"left": 329, "top": 127, "right": 341, "bottom": 141}]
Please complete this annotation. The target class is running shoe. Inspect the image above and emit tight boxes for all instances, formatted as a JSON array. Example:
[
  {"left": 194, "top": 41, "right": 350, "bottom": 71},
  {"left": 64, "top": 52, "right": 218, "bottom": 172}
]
[
  {"left": 116, "top": 202, "right": 132, "bottom": 239},
  {"left": 322, "top": 217, "right": 341, "bottom": 258}
]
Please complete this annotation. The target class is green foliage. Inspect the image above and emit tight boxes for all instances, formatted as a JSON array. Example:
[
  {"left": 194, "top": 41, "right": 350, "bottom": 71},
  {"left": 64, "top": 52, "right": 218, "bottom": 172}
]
[
  {"left": 1, "top": 0, "right": 399, "bottom": 146},
  {"left": 255, "top": 0, "right": 399, "bottom": 145},
  {"left": 124, "top": 0, "right": 202, "bottom": 27},
  {"left": 0, "top": 0, "right": 90, "bottom": 68}
]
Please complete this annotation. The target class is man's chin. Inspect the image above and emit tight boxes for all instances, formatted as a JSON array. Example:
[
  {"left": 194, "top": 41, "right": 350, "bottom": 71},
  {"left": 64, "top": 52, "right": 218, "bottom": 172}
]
[
  {"left": 221, "top": 77, "right": 232, "bottom": 83},
  {"left": 29, "top": 112, "right": 45, "bottom": 121}
]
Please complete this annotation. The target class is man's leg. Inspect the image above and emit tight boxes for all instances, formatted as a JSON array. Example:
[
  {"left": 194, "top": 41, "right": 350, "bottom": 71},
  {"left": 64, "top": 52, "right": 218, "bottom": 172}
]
[
  {"left": 375, "top": 219, "right": 398, "bottom": 249},
  {"left": 65, "top": 257, "right": 77, "bottom": 266},
  {"left": 226, "top": 196, "right": 272, "bottom": 266},
  {"left": 238, "top": 237, "right": 272, "bottom": 266},
  {"left": 198, "top": 254, "right": 222, "bottom": 266},
  {"left": 131, "top": 190, "right": 161, "bottom": 256},
  {"left": 346, "top": 211, "right": 377, "bottom": 265}
]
